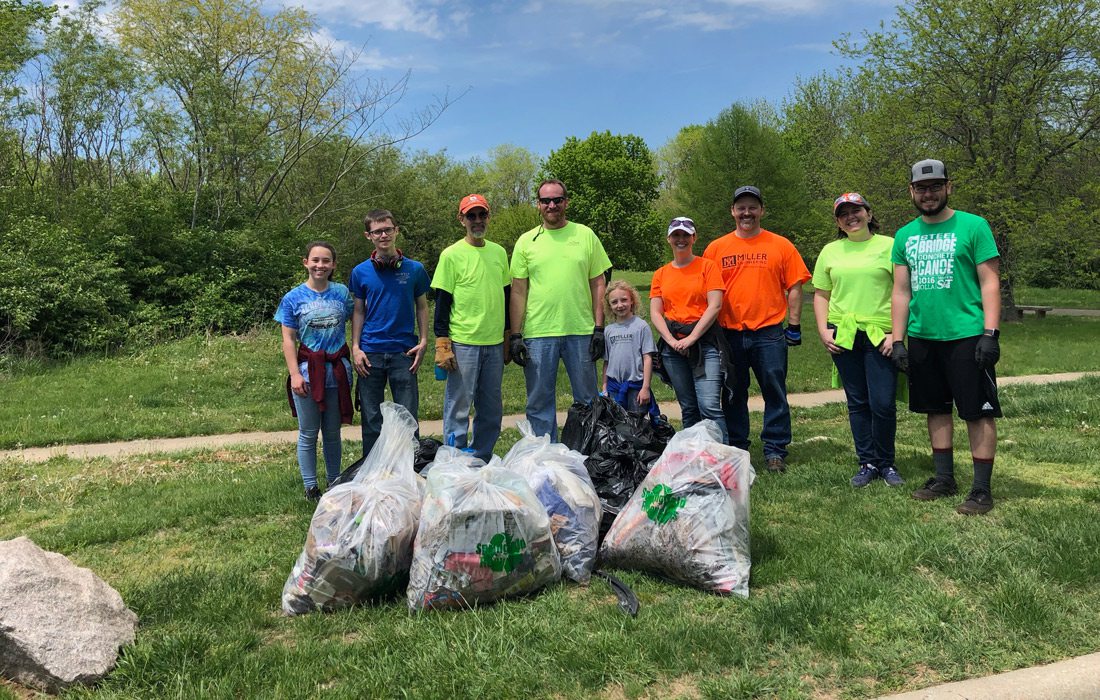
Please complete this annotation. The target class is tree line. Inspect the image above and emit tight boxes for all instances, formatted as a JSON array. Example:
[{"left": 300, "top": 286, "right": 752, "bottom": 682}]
[{"left": 2, "top": 0, "right": 1098, "bottom": 358}]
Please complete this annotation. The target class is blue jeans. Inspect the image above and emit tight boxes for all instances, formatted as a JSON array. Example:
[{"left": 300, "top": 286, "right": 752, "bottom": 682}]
[
  {"left": 723, "top": 325, "right": 791, "bottom": 459},
  {"left": 831, "top": 329, "right": 897, "bottom": 469},
  {"left": 661, "top": 345, "right": 727, "bottom": 443},
  {"left": 292, "top": 386, "right": 344, "bottom": 488},
  {"left": 358, "top": 351, "right": 419, "bottom": 457},
  {"left": 523, "top": 335, "right": 597, "bottom": 441},
  {"left": 444, "top": 342, "right": 505, "bottom": 462}
]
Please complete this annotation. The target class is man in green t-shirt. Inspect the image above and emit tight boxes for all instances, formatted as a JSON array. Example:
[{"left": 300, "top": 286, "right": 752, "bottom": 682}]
[
  {"left": 891, "top": 159, "right": 1002, "bottom": 515},
  {"left": 431, "top": 194, "right": 511, "bottom": 462},
  {"left": 509, "top": 179, "right": 612, "bottom": 441}
]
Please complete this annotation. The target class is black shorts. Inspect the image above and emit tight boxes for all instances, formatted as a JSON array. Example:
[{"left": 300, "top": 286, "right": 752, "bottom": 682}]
[{"left": 907, "top": 335, "right": 1002, "bottom": 420}]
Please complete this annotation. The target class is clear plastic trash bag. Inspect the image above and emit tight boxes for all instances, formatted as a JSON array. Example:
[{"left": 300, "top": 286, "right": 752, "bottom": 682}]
[
  {"left": 407, "top": 449, "right": 562, "bottom": 611},
  {"left": 503, "top": 421, "right": 602, "bottom": 584},
  {"left": 599, "top": 420, "right": 755, "bottom": 597},
  {"left": 281, "top": 402, "right": 421, "bottom": 614}
]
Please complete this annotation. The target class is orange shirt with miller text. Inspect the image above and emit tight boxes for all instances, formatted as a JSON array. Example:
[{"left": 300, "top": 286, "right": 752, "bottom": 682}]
[{"left": 702, "top": 229, "right": 811, "bottom": 330}]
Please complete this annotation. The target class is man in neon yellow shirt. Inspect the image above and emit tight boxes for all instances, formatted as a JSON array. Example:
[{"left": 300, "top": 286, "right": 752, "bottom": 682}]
[
  {"left": 432, "top": 194, "right": 511, "bottom": 461},
  {"left": 509, "top": 179, "right": 612, "bottom": 440}
]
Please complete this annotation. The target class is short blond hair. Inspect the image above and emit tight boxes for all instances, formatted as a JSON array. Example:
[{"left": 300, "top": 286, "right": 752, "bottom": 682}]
[{"left": 605, "top": 279, "right": 642, "bottom": 317}]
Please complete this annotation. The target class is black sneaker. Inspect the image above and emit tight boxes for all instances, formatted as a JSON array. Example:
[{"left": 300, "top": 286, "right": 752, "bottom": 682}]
[
  {"left": 304, "top": 486, "right": 322, "bottom": 501},
  {"left": 850, "top": 464, "right": 879, "bottom": 488},
  {"left": 911, "top": 477, "right": 958, "bottom": 501},
  {"left": 956, "top": 489, "right": 994, "bottom": 515},
  {"left": 766, "top": 456, "right": 787, "bottom": 473},
  {"left": 880, "top": 466, "right": 905, "bottom": 487}
]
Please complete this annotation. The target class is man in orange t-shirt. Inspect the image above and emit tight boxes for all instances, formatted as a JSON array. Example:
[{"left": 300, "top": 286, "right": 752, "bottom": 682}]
[{"left": 703, "top": 185, "right": 811, "bottom": 473}]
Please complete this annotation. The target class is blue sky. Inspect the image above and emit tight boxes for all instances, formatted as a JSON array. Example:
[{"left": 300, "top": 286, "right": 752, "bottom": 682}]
[{"left": 280, "top": 0, "right": 901, "bottom": 162}]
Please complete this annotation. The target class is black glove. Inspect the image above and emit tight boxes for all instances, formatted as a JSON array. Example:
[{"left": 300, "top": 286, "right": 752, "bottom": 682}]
[
  {"left": 784, "top": 323, "right": 802, "bottom": 347},
  {"left": 975, "top": 333, "right": 1000, "bottom": 369},
  {"left": 589, "top": 326, "right": 606, "bottom": 362},
  {"left": 509, "top": 333, "right": 528, "bottom": 368},
  {"left": 892, "top": 340, "right": 909, "bottom": 373}
]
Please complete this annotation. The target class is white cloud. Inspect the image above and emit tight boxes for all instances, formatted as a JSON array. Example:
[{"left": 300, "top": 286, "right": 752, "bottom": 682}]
[{"left": 285, "top": 0, "right": 448, "bottom": 39}]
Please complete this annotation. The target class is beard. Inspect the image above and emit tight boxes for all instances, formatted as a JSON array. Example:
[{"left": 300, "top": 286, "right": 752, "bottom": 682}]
[
  {"left": 469, "top": 228, "right": 486, "bottom": 239},
  {"left": 914, "top": 194, "right": 948, "bottom": 217}
]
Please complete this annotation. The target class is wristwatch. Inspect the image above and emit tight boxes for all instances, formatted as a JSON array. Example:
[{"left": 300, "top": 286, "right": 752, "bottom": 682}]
[{"left": 983, "top": 328, "right": 1000, "bottom": 338}]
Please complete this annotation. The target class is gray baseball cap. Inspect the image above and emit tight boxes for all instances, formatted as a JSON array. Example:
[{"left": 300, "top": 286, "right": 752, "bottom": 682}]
[
  {"left": 910, "top": 159, "right": 948, "bottom": 183},
  {"left": 732, "top": 185, "right": 763, "bottom": 204}
]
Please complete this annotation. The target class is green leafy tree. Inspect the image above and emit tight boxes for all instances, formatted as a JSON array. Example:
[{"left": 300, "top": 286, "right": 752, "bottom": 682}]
[
  {"left": 672, "top": 103, "right": 814, "bottom": 252},
  {"left": 543, "top": 131, "right": 662, "bottom": 271},
  {"left": 839, "top": 0, "right": 1100, "bottom": 312}
]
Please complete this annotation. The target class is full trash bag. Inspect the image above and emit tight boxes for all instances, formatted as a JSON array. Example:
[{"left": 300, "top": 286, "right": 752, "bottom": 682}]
[
  {"left": 599, "top": 420, "right": 755, "bottom": 597},
  {"left": 281, "top": 402, "right": 421, "bottom": 615},
  {"left": 502, "top": 421, "right": 602, "bottom": 584},
  {"left": 560, "top": 395, "right": 674, "bottom": 539},
  {"left": 407, "top": 449, "right": 561, "bottom": 611}
]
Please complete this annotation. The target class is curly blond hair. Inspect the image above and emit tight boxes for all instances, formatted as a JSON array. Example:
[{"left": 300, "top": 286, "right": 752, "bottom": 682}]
[{"left": 605, "top": 279, "right": 642, "bottom": 318}]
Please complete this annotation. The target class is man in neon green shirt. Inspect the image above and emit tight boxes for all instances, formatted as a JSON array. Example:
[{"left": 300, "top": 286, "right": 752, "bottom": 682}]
[
  {"left": 509, "top": 179, "right": 612, "bottom": 440},
  {"left": 432, "top": 194, "right": 510, "bottom": 461}
]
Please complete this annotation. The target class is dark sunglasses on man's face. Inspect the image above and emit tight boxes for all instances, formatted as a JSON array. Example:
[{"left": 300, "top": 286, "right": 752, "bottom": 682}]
[
  {"left": 464, "top": 211, "right": 489, "bottom": 221},
  {"left": 538, "top": 196, "right": 566, "bottom": 205}
]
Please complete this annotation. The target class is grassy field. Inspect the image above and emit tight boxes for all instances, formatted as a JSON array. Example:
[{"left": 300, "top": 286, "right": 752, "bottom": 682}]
[
  {"left": 2, "top": 377, "right": 1098, "bottom": 699},
  {"left": 1, "top": 311, "right": 1097, "bottom": 450}
]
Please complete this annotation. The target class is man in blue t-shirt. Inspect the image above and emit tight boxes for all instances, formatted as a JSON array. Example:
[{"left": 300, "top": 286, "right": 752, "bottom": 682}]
[{"left": 349, "top": 209, "right": 430, "bottom": 457}]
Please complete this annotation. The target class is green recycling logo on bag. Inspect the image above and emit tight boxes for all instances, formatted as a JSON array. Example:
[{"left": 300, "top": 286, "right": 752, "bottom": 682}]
[
  {"left": 643, "top": 484, "right": 686, "bottom": 524},
  {"left": 477, "top": 532, "right": 527, "bottom": 572}
]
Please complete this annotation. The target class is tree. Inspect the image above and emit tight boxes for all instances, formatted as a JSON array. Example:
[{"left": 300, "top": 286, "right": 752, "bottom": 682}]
[
  {"left": 839, "top": 0, "right": 1100, "bottom": 315},
  {"left": 475, "top": 143, "right": 539, "bottom": 209},
  {"left": 672, "top": 103, "right": 814, "bottom": 251},
  {"left": 543, "top": 131, "right": 662, "bottom": 271},
  {"left": 114, "top": 0, "right": 449, "bottom": 229}
]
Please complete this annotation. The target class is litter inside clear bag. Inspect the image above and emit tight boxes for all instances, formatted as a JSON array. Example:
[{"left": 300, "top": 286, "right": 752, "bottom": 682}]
[
  {"left": 599, "top": 420, "right": 755, "bottom": 597},
  {"left": 407, "top": 450, "right": 561, "bottom": 611},
  {"left": 282, "top": 402, "right": 421, "bottom": 614},
  {"left": 503, "top": 421, "right": 601, "bottom": 584}
]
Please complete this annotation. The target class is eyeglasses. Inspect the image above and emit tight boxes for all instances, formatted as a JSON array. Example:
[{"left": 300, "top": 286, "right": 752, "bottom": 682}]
[
  {"left": 368, "top": 226, "right": 396, "bottom": 237},
  {"left": 912, "top": 183, "right": 945, "bottom": 195},
  {"left": 537, "top": 196, "right": 565, "bottom": 205},
  {"left": 464, "top": 211, "right": 489, "bottom": 221}
]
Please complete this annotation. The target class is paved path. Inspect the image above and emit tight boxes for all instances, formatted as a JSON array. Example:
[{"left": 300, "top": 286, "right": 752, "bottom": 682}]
[
  {"left": 876, "top": 650, "right": 1100, "bottom": 699},
  {"left": 3, "top": 371, "right": 1095, "bottom": 463},
  {"left": 1050, "top": 307, "right": 1100, "bottom": 317}
]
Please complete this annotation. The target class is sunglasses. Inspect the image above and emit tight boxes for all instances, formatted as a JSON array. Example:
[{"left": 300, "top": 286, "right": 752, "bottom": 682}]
[
  {"left": 538, "top": 196, "right": 566, "bottom": 205},
  {"left": 464, "top": 211, "right": 489, "bottom": 221}
]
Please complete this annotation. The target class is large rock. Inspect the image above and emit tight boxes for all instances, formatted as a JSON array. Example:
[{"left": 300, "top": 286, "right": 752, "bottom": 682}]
[{"left": 0, "top": 537, "right": 138, "bottom": 693}]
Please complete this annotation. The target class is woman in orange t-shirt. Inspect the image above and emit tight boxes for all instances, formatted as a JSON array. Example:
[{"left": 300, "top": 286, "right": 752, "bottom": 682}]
[{"left": 649, "top": 217, "right": 727, "bottom": 442}]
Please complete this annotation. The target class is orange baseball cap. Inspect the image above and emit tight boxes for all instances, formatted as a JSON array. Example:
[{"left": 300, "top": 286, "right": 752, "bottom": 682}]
[{"left": 459, "top": 193, "right": 490, "bottom": 214}]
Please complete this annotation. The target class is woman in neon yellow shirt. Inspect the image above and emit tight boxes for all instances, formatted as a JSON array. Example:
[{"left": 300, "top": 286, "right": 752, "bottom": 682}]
[{"left": 812, "top": 193, "right": 901, "bottom": 488}]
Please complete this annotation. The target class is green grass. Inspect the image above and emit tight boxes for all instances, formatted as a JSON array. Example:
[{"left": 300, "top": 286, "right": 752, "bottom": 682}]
[
  {"left": 2, "top": 310, "right": 1098, "bottom": 449},
  {"left": 2, "top": 378, "right": 1098, "bottom": 699},
  {"left": 1014, "top": 286, "right": 1100, "bottom": 309}
]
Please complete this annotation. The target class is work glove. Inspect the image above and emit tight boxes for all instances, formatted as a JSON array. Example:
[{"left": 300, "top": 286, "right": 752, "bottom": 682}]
[
  {"left": 509, "top": 333, "right": 528, "bottom": 367},
  {"left": 784, "top": 323, "right": 802, "bottom": 347},
  {"left": 589, "top": 326, "right": 606, "bottom": 361},
  {"left": 975, "top": 333, "right": 1000, "bottom": 369},
  {"left": 892, "top": 340, "right": 909, "bottom": 373},
  {"left": 434, "top": 337, "right": 457, "bottom": 372},
  {"left": 503, "top": 330, "right": 512, "bottom": 365}
]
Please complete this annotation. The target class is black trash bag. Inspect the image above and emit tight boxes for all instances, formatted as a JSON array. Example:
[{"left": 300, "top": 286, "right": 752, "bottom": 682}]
[
  {"left": 561, "top": 396, "right": 675, "bottom": 540},
  {"left": 330, "top": 437, "right": 443, "bottom": 487}
]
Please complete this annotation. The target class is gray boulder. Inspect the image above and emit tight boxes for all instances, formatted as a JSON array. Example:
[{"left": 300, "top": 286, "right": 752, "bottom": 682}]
[{"left": 0, "top": 537, "right": 138, "bottom": 693}]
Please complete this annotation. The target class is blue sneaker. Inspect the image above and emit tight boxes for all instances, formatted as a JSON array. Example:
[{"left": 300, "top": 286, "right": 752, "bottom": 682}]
[
  {"left": 850, "top": 464, "right": 879, "bottom": 488},
  {"left": 880, "top": 466, "right": 905, "bottom": 487}
]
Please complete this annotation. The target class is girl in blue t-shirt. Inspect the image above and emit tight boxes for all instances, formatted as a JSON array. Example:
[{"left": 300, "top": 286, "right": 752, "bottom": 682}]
[{"left": 275, "top": 241, "right": 355, "bottom": 501}]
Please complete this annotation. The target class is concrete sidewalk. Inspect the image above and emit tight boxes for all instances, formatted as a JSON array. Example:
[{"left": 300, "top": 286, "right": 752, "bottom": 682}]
[
  {"left": 2, "top": 371, "right": 1095, "bottom": 463},
  {"left": 876, "top": 651, "right": 1100, "bottom": 699}
]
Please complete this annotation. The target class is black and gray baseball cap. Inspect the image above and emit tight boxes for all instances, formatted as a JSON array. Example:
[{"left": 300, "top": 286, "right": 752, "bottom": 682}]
[
  {"left": 732, "top": 185, "right": 763, "bottom": 204},
  {"left": 910, "top": 159, "right": 948, "bottom": 183}
]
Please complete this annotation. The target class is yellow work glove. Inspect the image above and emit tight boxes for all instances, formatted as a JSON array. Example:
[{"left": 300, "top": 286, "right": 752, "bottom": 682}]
[{"left": 435, "top": 337, "right": 458, "bottom": 372}]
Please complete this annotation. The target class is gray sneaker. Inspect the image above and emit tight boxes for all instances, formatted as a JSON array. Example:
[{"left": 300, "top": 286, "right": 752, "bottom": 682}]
[
  {"left": 850, "top": 464, "right": 879, "bottom": 488},
  {"left": 880, "top": 466, "right": 905, "bottom": 487},
  {"left": 765, "top": 456, "right": 787, "bottom": 473}
]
